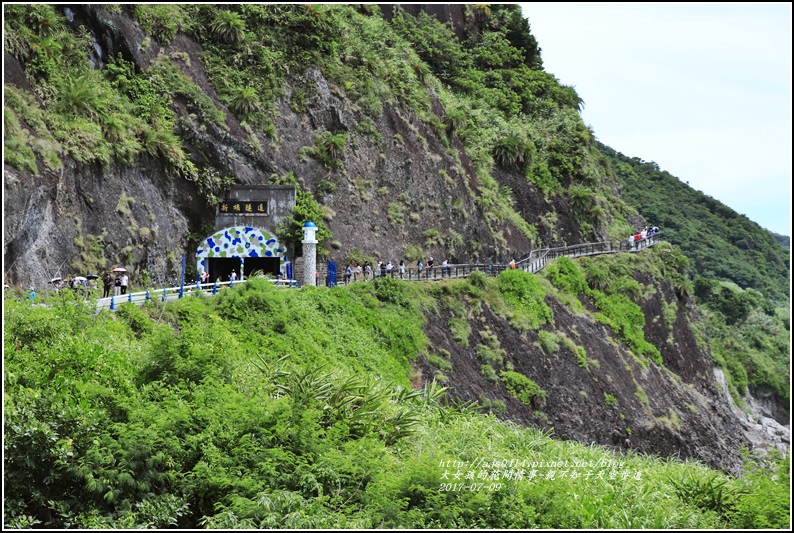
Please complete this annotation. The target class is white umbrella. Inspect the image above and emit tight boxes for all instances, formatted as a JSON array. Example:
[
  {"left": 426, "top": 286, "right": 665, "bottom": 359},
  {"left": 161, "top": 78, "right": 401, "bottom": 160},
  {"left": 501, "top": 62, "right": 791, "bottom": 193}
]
[
  {"left": 74, "top": 276, "right": 87, "bottom": 282},
  {"left": 49, "top": 277, "right": 62, "bottom": 283},
  {"left": 112, "top": 267, "right": 127, "bottom": 273}
]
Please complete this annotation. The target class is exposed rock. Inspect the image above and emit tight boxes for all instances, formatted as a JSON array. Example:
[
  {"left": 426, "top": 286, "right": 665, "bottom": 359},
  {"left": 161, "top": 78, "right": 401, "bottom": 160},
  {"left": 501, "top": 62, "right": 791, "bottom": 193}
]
[{"left": 418, "top": 267, "right": 760, "bottom": 475}]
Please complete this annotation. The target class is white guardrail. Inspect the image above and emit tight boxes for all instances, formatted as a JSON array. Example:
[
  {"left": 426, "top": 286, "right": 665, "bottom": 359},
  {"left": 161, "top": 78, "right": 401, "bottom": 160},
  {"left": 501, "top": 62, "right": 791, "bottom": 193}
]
[
  {"left": 95, "top": 278, "right": 297, "bottom": 312},
  {"left": 95, "top": 235, "right": 661, "bottom": 312}
]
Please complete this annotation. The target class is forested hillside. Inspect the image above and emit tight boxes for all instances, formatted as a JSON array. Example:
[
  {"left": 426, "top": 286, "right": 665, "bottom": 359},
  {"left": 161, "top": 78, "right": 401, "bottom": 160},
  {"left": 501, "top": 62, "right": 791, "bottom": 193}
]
[
  {"left": 600, "top": 143, "right": 790, "bottom": 303},
  {"left": 599, "top": 144, "right": 790, "bottom": 408}
]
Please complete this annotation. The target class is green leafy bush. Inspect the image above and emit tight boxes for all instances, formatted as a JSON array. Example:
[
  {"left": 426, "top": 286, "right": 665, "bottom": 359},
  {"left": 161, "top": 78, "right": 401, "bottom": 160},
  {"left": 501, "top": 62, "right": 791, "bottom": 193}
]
[
  {"left": 537, "top": 330, "right": 560, "bottom": 355},
  {"left": 210, "top": 9, "right": 246, "bottom": 44},
  {"left": 590, "top": 290, "right": 661, "bottom": 365},
  {"left": 545, "top": 256, "right": 588, "bottom": 296},
  {"left": 500, "top": 370, "right": 547, "bottom": 408},
  {"left": 496, "top": 270, "right": 553, "bottom": 330}
]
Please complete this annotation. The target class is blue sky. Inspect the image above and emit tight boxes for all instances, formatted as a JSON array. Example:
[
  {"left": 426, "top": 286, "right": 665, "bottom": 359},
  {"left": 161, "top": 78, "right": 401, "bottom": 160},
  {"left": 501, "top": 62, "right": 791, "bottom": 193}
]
[{"left": 520, "top": 2, "right": 792, "bottom": 236}]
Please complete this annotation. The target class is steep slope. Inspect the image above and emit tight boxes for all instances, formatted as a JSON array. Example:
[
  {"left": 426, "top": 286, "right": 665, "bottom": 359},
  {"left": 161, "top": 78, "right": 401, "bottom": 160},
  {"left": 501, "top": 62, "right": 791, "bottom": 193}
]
[
  {"left": 4, "top": 4, "right": 633, "bottom": 288},
  {"left": 3, "top": 1, "right": 789, "bottom": 504},
  {"left": 415, "top": 245, "right": 776, "bottom": 474}
]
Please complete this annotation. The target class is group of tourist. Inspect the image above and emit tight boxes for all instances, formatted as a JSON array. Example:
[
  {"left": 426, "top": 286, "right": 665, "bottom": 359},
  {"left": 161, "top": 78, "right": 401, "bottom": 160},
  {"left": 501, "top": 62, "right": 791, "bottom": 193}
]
[
  {"left": 341, "top": 256, "right": 457, "bottom": 284},
  {"left": 628, "top": 226, "right": 659, "bottom": 249},
  {"left": 101, "top": 272, "right": 129, "bottom": 298},
  {"left": 51, "top": 277, "right": 92, "bottom": 292},
  {"left": 194, "top": 270, "right": 238, "bottom": 285}
]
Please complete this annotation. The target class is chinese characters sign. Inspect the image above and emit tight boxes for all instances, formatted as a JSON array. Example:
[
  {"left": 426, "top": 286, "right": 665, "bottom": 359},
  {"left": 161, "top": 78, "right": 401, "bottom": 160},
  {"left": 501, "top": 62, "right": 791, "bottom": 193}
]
[{"left": 218, "top": 201, "right": 268, "bottom": 214}]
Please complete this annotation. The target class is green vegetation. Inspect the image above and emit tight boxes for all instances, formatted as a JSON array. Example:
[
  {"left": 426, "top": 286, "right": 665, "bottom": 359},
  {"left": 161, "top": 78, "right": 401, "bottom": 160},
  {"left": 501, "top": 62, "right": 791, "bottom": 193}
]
[
  {"left": 4, "top": 279, "right": 788, "bottom": 529},
  {"left": 496, "top": 270, "right": 553, "bottom": 330},
  {"left": 500, "top": 370, "right": 547, "bottom": 408},
  {"left": 3, "top": 4, "right": 790, "bottom": 529},
  {"left": 543, "top": 248, "right": 788, "bottom": 406},
  {"left": 601, "top": 143, "right": 789, "bottom": 303},
  {"left": 542, "top": 255, "right": 662, "bottom": 366},
  {"left": 696, "top": 280, "right": 790, "bottom": 405},
  {"left": 276, "top": 186, "right": 332, "bottom": 257}
]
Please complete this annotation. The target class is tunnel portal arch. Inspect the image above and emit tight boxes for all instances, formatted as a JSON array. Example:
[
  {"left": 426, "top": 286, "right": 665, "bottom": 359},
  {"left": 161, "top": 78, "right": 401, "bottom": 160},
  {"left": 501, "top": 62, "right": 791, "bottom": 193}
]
[{"left": 195, "top": 226, "right": 288, "bottom": 281}]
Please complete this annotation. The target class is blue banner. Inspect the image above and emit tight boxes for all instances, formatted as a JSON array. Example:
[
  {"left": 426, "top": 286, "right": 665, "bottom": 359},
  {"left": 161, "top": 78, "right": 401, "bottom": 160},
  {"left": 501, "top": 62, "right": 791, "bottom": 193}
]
[{"left": 326, "top": 261, "right": 337, "bottom": 287}]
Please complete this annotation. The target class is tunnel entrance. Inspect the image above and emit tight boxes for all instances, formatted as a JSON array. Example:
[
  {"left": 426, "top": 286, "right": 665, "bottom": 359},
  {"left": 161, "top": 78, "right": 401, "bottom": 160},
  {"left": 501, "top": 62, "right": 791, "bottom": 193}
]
[
  {"left": 196, "top": 227, "right": 289, "bottom": 281},
  {"left": 207, "top": 257, "right": 242, "bottom": 282},
  {"left": 244, "top": 257, "right": 280, "bottom": 277}
]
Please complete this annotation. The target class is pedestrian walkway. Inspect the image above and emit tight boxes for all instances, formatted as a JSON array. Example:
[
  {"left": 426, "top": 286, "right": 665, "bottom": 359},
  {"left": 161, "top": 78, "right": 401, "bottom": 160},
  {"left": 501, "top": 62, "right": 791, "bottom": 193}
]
[{"left": 95, "top": 234, "right": 661, "bottom": 311}]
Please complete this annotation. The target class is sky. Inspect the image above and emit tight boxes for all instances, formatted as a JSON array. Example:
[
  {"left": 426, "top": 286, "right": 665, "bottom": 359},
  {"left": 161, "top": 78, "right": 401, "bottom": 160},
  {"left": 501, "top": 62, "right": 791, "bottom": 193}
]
[{"left": 520, "top": 2, "right": 792, "bottom": 236}]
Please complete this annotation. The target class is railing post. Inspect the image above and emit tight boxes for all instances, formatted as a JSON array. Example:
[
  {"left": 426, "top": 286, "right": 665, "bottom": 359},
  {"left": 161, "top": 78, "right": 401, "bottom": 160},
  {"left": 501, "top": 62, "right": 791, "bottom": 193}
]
[
  {"left": 162, "top": 288, "right": 167, "bottom": 302},
  {"left": 196, "top": 281, "right": 201, "bottom": 295},
  {"left": 128, "top": 293, "right": 133, "bottom": 304},
  {"left": 146, "top": 290, "right": 150, "bottom": 301},
  {"left": 213, "top": 282, "right": 218, "bottom": 295},
  {"left": 110, "top": 296, "right": 115, "bottom": 310}
]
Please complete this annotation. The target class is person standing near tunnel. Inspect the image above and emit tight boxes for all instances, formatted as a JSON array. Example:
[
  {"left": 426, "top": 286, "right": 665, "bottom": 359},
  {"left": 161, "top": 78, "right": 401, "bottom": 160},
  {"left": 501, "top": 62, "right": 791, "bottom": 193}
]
[{"left": 102, "top": 273, "right": 113, "bottom": 298}]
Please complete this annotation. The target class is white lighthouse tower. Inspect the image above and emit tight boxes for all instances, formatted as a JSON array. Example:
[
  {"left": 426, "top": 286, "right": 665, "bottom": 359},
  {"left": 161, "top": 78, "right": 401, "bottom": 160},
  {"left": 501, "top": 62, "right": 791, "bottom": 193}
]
[{"left": 302, "top": 221, "right": 318, "bottom": 287}]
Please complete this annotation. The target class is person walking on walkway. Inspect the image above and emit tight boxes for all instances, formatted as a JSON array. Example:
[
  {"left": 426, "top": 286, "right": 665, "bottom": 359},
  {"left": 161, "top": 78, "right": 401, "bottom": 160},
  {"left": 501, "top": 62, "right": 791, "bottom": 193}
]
[{"left": 120, "top": 273, "right": 129, "bottom": 295}]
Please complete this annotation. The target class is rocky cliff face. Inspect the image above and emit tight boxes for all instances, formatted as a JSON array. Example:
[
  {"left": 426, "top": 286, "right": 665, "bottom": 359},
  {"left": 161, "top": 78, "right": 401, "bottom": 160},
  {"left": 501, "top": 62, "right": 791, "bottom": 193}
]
[
  {"left": 4, "top": 4, "right": 560, "bottom": 288},
  {"left": 416, "top": 256, "right": 786, "bottom": 475}
]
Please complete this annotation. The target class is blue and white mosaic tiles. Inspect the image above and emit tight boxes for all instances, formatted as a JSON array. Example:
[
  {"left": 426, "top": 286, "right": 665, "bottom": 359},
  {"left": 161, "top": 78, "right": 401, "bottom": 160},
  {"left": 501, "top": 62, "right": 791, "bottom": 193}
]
[{"left": 196, "top": 226, "right": 287, "bottom": 275}]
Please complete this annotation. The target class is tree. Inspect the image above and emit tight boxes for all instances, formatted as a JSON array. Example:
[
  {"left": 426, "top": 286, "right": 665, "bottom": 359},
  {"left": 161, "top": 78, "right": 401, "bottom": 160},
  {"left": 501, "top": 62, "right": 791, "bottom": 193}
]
[{"left": 276, "top": 188, "right": 332, "bottom": 257}]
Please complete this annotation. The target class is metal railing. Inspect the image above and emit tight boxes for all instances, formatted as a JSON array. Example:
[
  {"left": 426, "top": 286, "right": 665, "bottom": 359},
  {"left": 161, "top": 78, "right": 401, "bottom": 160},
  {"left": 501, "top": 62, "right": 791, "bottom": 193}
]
[
  {"left": 95, "top": 277, "right": 297, "bottom": 312},
  {"left": 95, "top": 234, "right": 661, "bottom": 310},
  {"left": 335, "top": 234, "right": 662, "bottom": 284}
]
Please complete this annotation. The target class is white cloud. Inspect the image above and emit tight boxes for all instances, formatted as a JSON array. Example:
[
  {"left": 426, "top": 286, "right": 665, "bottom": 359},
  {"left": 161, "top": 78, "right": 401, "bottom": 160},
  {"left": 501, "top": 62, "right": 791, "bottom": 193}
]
[{"left": 521, "top": 2, "right": 792, "bottom": 234}]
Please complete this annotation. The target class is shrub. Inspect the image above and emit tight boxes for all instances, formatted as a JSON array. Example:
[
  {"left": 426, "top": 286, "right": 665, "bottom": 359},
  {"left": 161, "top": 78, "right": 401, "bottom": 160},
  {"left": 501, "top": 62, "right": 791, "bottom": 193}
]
[
  {"left": 311, "top": 131, "right": 347, "bottom": 168},
  {"left": 401, "top": 245, "right": 424, "bottom": 264},
  {"left": 468, "top": 269, "right": 488, "bottom": 289},
  {"left": 229, "top": 86, "right": 261, "bottom": 117},
  {"left": 449, "top": 318, "right": 471, "bottom": 347},
  {"left": 371, "top": 276, "right": 413, "bottom": 309},
  {"left": 497, "top": 270, "right": 553, "bottom": 330},
  {"left": 476, "top": 343, "right": 505, "bottom": 367},
  {"left": 545, "top": 257, "right": 587, "bottom": 295},
  {"left": 727, "top": 451, "right": 791, "bottom": 528},
  {"left": 566, "top": 185, "right": 595, "bottom": 216},
  {"left": 500, "top": 370, "right": 547, "bottom": 408},
  {"left": 480, "top": 364, "right": 500, "bottom": 384},
  {"left": 537, "top": 330, "right": 559, "bottom": 354},
  {"left": 210, "top": 9, "right": 246, "bottom": 44},
  {"left": 492, "top": 131, "right": 532, "bottom": 168}
]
